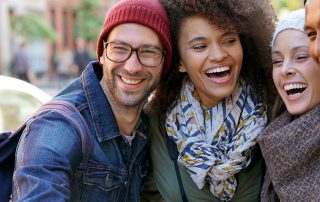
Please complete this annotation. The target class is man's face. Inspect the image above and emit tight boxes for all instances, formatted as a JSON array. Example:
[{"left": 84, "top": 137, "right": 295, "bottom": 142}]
[
  {"left": 99, "top": 23, "right": 164, "bottom": 108},
  {"left": 305, "top": 0, "right": 320, "bottom": 63}
]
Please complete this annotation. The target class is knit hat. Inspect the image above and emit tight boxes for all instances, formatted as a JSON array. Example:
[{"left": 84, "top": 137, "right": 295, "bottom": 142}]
[
  {"left": 271, "top": 9, "right": 305, "bottom": 48},
  {"left": 96, "top": 0, "right": 172, "bottom": 77}
]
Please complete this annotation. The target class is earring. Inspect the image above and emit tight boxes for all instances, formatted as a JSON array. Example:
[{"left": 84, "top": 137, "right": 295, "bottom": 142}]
[{"left": 178, "top": 65, "right": 184, "bottom": 72}]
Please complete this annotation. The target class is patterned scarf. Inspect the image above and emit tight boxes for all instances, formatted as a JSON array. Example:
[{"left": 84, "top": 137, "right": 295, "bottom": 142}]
[{"left": 166, "top": 78, "right": 267, "bottom": 201}]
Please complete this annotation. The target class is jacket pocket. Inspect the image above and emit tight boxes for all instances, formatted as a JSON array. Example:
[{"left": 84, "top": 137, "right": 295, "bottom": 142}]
[
  {"left": 83, "top": 164, "right": 128, "bottom": 191},
  {"left": 138, "top": 161, "right": 148, "bottom": 178}
]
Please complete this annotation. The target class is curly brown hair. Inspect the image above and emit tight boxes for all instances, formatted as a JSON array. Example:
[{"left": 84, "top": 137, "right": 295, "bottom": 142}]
[{"left": 147, "top": 0, "right": 276, "bottom": 114}]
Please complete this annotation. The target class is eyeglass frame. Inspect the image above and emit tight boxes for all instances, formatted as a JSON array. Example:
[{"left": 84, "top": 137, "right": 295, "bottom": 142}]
[{"left": 103, "top": 41, "right": 167, "bottom": 67}]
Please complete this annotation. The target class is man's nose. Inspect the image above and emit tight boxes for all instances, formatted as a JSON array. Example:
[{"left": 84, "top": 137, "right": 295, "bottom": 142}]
[{"left": 123, "top": 51, "right": 143, "bottom": 74}]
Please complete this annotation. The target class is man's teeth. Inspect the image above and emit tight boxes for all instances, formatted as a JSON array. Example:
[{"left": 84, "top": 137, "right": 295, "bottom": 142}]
[
  {"left": 283, "top": 83, "right": 307, "bottom": 91},
  {"left": 206, "top": 66, "right": 230, "bottom": 74},
  {"left": 122, "top": 77, "right": 142, "bottom": 85}
]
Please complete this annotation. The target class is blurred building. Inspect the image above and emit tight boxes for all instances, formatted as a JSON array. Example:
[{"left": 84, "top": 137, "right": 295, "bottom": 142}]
[
  {"left": 47, "top": 0, "right": 82, "bottom": 78},
  {"left": 0, "top": 0, "right": 116, "bottom": 78},
  {"left": 0, "top": 0, "right": 11, "bottom": 75}
]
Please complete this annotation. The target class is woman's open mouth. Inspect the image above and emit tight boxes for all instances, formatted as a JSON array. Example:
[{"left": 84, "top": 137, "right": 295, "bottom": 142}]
[
  {"left": 205, "top": 66, "right": 231, "bottom": 81},
  {"left": 284, "top": 83, "right": 308, "bottom": 97}
]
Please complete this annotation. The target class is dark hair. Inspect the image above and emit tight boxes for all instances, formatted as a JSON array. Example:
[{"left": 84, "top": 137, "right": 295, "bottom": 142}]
[
  {"left": 271, "top": 96, "right": 287, "bottom": 120},
  {"left": 147, "top": 0, "right": 276, "bottom": 114}
]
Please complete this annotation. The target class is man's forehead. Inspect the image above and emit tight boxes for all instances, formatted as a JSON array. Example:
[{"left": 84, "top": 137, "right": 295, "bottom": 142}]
[
  {"left": 107, "top": 23, "right": 163, "bottom": 47},
  {"left": 306, "top": 0, "right": 320, "bottom": 9},
  {"left": 305, "top": 0, "right": 320, "bottom": 26}
]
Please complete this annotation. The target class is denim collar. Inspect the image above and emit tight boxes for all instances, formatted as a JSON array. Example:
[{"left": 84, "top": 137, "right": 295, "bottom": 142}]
[{"left": 81, "top": 61, "right": 120, "bottom": 142}]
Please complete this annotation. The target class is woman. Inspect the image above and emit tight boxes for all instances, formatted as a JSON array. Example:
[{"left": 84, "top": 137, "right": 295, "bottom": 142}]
[
  {"left": 142, "top": 0, "right": 276, "bottom": 201},
  {"left": 258, "top": 9, "right": 320, "bottom": 201}
]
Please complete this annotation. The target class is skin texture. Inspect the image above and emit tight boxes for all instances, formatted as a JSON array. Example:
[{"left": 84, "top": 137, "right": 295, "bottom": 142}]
[
  {"left": 178, "top": 15, "right": 243, "bottom": 107},
  {"left": 305, "top": 0, "right": 320, "bottom": 63},
  {"left": 272, "top": 29, "right": 320, "bottom": 115},
  {"left": 99, "top": 23, "right": 163, "bottom": 134}
]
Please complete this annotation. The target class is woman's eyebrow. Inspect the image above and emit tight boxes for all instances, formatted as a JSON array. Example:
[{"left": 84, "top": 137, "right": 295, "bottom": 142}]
[{"left": 187, "top": 36, "right": 206, "bottom": 45}]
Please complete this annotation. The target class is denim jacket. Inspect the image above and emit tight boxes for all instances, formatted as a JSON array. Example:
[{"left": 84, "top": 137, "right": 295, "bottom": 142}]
[{"left": 13, "top": 61, "right": 149, "bottom": 202}]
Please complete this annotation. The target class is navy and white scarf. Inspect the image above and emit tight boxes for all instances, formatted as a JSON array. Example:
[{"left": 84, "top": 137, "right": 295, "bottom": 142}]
[{"left": 166, "top": 78, "right": 267, "bottom": 201}]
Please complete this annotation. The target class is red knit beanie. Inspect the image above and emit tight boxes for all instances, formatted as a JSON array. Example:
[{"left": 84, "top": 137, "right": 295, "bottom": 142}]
[{"left": 96, "top": 0, "right": 172, "bottom": 77}]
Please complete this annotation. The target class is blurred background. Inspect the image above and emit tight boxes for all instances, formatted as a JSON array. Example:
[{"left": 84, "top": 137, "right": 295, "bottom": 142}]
[{"left": 272, "top": 0, "right": 304, "bottom": 17}]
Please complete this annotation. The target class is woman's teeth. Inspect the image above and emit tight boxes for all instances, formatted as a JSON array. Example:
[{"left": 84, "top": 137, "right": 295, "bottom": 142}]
[
  {"left": 206, "top": 66, "right": 230, "bottom": 74},
  {"left": 283, "top": 83, "right": 307, "bottom": 96},
  {"left": 283, "top": 83, "right": 307, "bottom": 91}
]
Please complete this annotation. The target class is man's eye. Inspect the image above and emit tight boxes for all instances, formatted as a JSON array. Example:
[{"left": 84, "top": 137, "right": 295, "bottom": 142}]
[
  {"left": 141, "top": 49, "right": 158, "bottom": 54},
  {"left": 113, "top": 46, "right": 129, "bottom": 51},
  {"left": 111, "top": 46, "right": 130, "bottom": 54},
  {"left": 139, "top": 47, "right": 162, "bottom": 56},
  {"left": 307, "top": 31, "right": 316, "bottom": 41}
]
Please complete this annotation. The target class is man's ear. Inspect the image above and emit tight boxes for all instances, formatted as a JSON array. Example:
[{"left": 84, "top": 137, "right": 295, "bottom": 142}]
[{"left": 99, "top": 54, "right": 105, "bottom": 64}]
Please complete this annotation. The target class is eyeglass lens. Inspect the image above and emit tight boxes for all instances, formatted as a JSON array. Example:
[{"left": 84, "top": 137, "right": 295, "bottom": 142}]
[{"left": 105, "top": 42, "right": 164, "bottom": 67}]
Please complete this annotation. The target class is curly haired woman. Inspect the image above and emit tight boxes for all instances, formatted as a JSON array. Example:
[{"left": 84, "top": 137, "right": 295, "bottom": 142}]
[{"left": 141, "top": 0, "right": 276, "bottom": 201}]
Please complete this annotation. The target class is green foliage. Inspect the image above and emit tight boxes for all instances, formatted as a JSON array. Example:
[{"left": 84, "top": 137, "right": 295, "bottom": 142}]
[
  {"left": 272, "top": 0, "right": 303, "bottom": 15},
  {"left": 11, "top": 14, "right": 57, "bottom": 41},
  {"left": 74, "top": 0, "right": 105, "bottom": 42}
]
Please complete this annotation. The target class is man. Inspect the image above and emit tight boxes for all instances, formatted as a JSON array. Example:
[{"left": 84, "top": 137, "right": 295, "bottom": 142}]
[
  {"left": 12, "top": 0, "right": 172, "bottom": 201},
  {"left": 12, "top": 42, "right": 31, "bottom": 82},
  {"left": 72, "top": 38, "right": 91, "bottom": 76},
  {"left": 305, "top": 0, "right": 320, "bottom": 63}
]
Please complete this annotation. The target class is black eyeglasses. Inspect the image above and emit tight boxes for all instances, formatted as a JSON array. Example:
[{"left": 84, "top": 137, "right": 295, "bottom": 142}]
[{"left": 103, "top": 41, "right": 166, "bottom": 67}]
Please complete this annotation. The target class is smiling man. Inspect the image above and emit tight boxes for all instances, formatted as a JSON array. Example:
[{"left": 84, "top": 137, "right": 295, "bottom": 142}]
[{"left": 12, "top": 0, "right": 172, "bottom": 201}]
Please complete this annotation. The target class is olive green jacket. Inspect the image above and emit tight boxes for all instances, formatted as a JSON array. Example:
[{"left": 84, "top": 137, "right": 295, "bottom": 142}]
[{"left": 141, "top": 113, "right": 264, "bottom": 202}]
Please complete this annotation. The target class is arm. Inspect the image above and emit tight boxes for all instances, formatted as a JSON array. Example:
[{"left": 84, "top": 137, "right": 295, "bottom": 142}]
[{"left": 12, "top": 111, "right": 82, "bottom": 202}]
